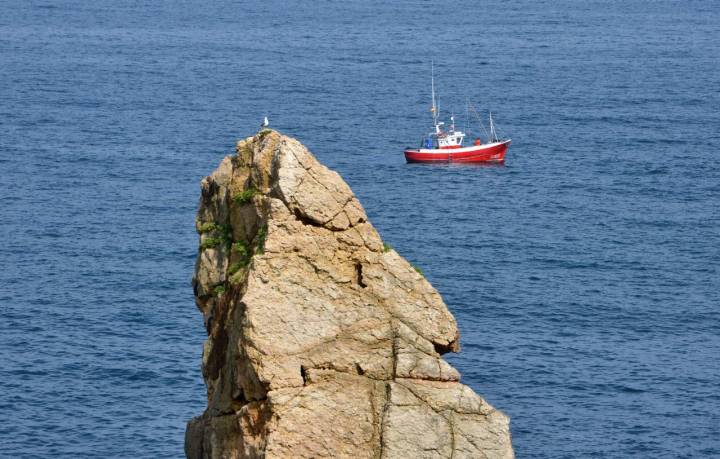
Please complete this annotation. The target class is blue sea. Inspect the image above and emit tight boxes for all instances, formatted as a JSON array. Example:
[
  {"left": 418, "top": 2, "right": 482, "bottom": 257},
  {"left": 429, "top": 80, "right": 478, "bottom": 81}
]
[{"left": 1, "top": 1, "right": 719, "bottom": 457}]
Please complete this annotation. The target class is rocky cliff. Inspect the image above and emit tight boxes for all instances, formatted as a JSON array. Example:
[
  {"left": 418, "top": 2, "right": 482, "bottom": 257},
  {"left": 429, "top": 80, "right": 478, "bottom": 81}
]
[{"left": 185, "top": 129, "right": 514, "bottom": 458}]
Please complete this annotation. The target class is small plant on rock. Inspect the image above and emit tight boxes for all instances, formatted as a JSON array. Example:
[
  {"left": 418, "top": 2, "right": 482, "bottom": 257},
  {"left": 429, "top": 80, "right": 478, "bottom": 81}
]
[
  {"left": 198, "top": 223, "right": 232, "bottom": 250},
  {"left": 255, "top": 225, "right": 268, "bottom": 254},
  {"left": 200, "top": 237, "right": 223, "bottom": 250},
  {"left": 232, "top": 241, "right": 249, "bottom": 258},
  {"left": 233, "top": 188, "right": 258, "bottom": 205},
  {"left": 197, "top": 221, "right": 221, "bottom": 233},
  {"left": 256, "top": 129, "right": 272, "bottom": 141},
  {"left": 228, "top": 261, "right": 244, "bottom": 276},
  {"left": 230, "top": 241, "right": 252, "bottom": 271}
]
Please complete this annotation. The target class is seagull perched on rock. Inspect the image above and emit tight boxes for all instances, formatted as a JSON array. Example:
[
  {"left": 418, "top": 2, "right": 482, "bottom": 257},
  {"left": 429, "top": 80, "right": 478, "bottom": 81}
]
[{"left": 261, "top": 116, "right": 269, "bottom": 128}]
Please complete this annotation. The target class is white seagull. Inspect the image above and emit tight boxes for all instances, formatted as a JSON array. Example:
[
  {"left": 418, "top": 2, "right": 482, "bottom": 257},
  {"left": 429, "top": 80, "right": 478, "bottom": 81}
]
[{"left": 261, "top": 116, "right": 269, "bottom": 127}]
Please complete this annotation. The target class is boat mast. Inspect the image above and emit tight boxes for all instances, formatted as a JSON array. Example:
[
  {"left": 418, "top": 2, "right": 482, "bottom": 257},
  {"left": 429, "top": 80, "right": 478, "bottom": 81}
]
[{"left": 431, "top": 61, "right": 439, "bottom": 132}]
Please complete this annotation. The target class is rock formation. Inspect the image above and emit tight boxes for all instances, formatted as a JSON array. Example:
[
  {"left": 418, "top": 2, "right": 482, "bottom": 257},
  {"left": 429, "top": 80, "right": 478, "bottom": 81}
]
[{"left": 185, "top": 129, "right": 514, "bottom": 458}]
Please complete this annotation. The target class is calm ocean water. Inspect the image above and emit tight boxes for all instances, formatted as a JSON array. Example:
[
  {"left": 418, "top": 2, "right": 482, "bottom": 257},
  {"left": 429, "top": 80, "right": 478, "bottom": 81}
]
[{"left": 1, "top": 1, "right": 719, "bottom": 457}]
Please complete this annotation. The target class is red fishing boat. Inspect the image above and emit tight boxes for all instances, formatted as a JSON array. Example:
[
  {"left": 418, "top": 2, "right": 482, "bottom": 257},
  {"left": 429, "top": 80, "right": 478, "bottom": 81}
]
[{"left": 404, "top": 66, "right": 511, "bottom": 164}]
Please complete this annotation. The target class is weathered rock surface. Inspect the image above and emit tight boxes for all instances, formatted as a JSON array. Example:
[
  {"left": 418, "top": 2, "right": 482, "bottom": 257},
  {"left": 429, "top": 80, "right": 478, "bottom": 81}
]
[{"left": 185, "top": 129, "right": 514, "bottom": 458}]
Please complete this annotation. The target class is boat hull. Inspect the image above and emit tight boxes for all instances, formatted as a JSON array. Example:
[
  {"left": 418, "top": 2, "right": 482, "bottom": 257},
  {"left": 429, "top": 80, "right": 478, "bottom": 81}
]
[{"left": 404, "top": 140, "right": 511, "bottom": 164}]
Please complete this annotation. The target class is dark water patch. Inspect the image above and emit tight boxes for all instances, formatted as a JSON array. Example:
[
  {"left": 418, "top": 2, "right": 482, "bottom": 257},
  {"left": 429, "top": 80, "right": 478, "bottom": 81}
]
[{"left": 2, "top": 0, "right": 719, "bottom": 457}]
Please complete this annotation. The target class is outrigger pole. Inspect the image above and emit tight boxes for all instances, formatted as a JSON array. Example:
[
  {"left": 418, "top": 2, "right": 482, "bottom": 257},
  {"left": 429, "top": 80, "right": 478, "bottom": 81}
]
[
  {"left": 464, "top": 98, "right": 469, "bottom": 135},
  {"left": 469, "top": 103, "right": 491, "bottom": 142},
  {"left": 489, "top": 111, "right": 497, "bottom": 142}
]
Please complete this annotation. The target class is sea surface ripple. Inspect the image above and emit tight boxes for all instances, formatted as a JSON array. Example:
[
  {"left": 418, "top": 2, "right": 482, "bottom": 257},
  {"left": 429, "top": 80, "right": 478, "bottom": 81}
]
[{"left": 1, "top": 1, "right": 719, "bottom": 457}]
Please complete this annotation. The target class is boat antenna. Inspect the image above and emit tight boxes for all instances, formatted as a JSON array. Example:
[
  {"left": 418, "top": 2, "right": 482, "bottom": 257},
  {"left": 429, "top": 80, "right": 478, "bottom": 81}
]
[{"left": 431, "top": 60, "right": 438, "bottom": 127}]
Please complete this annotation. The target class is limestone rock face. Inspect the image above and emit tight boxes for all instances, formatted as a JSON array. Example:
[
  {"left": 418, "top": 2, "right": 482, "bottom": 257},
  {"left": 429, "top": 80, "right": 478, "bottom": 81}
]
[{"left": 186, "top": 130, "right": 514, "bottom": 459}]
